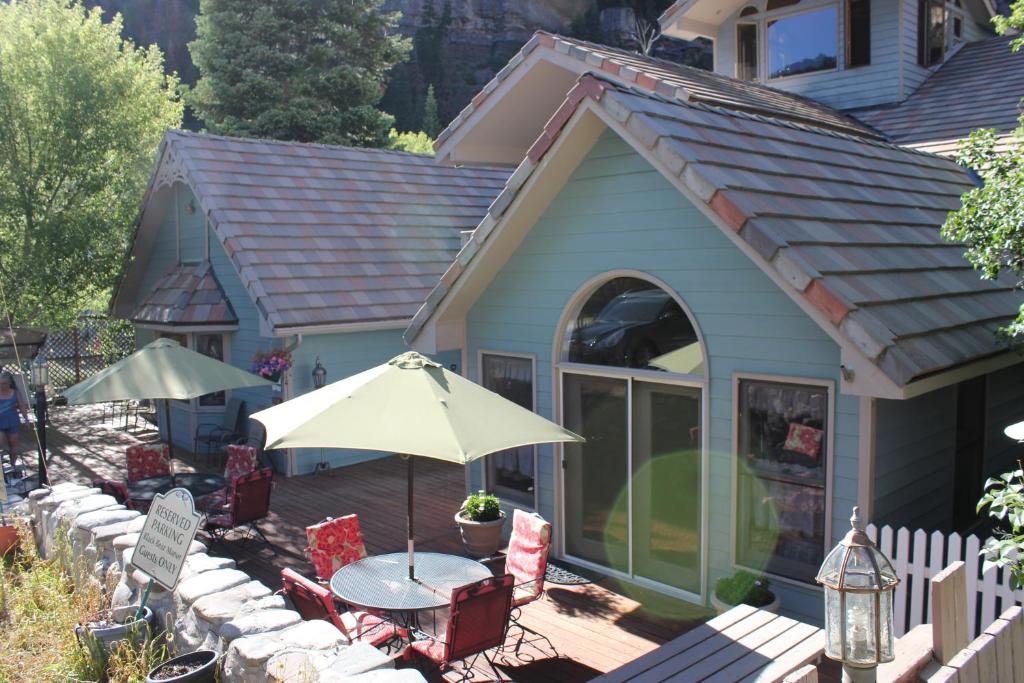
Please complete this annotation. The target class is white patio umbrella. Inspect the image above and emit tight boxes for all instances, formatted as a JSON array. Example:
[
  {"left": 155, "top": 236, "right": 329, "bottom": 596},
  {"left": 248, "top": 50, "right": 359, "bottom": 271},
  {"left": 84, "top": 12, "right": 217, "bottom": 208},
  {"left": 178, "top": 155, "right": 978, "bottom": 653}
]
[
  {"left": 250, "top": 351, "right": 583, "bottom": 580},
  {"left": 62, "top": 338, "right": 273, "bottom": 460}
]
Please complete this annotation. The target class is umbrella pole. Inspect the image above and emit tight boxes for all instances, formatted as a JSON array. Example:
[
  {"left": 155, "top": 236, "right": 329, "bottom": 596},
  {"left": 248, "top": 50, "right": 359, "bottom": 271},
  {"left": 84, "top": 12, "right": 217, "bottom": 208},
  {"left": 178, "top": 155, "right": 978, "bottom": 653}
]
[
  {"left": 164, "top": 400, "right": 175, "bottom": 480},
  {"left": 407, "top": 455, "right": 414, "bottom": 581}
]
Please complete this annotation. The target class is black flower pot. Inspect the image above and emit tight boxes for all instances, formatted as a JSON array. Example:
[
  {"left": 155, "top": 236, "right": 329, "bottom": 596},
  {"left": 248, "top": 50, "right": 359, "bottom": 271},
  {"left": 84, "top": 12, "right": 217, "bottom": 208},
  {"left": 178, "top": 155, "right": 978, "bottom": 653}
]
[{"left": 146, "top": 650, "right": 219, "bottom": 683}]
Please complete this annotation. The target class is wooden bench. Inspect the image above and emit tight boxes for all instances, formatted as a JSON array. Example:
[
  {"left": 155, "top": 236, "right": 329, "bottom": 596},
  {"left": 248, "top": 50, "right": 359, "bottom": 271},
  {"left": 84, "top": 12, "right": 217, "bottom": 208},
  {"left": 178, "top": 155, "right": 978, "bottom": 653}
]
[{"left": 596, "top": 604, "right": 825, "bottom": 682}]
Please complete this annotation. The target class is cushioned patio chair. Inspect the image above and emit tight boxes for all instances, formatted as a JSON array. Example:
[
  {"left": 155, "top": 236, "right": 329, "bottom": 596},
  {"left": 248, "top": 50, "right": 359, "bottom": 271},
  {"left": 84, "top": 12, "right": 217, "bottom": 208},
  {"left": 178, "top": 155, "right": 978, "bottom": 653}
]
[
  {"left": 305, "top": 514, "right": 368, "bottom": 583},
  {"left": 93, "top": 443, "right": 172, "bottom": 511},
  {"left": 193, "top": 396, "right": 245, "bottom": 464},
  {"left": 197, "top": 444, "right": 258, "bottom": 512},
  {"left": 482, "top": 509, "right": 552, "bottom": 654},
  {"left": 408, "top": 574, "right": 515, "bottom": 681},
  {"left": 203, "top": 468, "right": 276, "bottom": 555},
  {"left": 280, "top": 568, "right": 398, "bottom": 649}
]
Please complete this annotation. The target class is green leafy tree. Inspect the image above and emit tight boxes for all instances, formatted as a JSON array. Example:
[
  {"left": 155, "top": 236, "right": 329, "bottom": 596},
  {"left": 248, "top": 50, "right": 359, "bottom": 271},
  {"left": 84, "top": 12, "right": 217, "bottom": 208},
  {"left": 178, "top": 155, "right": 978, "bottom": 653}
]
[
  {"left": 0, "top": 0, "right": 182, "bottom": 326},
  {"left": 188, "top": 0, "right": 410, "bottom": 147},
  {"left": 941, "top": 3, "right": 1024, "bottom": 338},
  {"left": 422, "top": 85, "right": 442, "bottom": 138},
  {"left": 386, "top": 130, "right": 435, "bottom": 156}
]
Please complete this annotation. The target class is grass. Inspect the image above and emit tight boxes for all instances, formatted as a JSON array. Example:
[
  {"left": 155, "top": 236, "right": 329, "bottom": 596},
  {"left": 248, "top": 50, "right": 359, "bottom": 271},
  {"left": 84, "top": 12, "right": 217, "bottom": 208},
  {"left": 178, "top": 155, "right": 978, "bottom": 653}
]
[{"left": 0, "top": 520, "right": 169, "bottom": 682}]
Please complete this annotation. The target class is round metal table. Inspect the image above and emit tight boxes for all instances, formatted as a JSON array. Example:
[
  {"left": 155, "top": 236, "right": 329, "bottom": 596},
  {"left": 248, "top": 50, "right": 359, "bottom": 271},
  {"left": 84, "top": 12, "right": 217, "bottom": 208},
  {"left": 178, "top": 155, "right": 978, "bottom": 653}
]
[
  {"left": 330, "top": 552, "right": 493, "bottom": 630},
  {"left": 127, "top": 473, "right": 226, "bottom": 503}
]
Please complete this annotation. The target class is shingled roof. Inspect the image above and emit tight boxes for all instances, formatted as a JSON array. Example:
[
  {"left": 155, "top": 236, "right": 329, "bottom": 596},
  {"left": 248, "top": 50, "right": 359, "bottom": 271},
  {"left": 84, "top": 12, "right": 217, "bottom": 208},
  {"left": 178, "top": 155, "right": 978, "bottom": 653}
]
[
  {"left": 410, "top": 74, "right": 1021, "bottom": 388},
  {"left": 853, "top": 36, "right": 1024, "bottom": 154},
  {"left": 132, "top": 261, "right": 238, "bottom": 327},
  {"left": 126, "top": 131, "right": 509, "bottom": 332},
  {"left": 434, "top": 31, "right": 882, "bottom": 158}
]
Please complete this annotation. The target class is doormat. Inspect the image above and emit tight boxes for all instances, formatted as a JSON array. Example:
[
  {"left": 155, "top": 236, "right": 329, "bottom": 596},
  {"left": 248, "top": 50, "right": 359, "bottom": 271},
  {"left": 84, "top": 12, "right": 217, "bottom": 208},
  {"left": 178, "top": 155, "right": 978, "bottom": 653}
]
[{"left": 545, "top": 559, "right": 600, "bottom": 586}]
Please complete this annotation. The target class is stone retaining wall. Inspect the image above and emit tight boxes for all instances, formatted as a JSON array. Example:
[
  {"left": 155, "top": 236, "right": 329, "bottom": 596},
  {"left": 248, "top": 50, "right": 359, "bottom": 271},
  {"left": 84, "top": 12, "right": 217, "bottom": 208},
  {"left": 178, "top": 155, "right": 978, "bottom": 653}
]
[{"left": 15, "top": 483, "right": 426, "bottom": 683}]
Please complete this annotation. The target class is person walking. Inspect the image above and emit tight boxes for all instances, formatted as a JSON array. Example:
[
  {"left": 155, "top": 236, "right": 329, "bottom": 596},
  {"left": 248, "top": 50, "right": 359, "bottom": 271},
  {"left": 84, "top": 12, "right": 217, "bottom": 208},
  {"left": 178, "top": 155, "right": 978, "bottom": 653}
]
[{"left": 0, "top": 371, "right": 29, "bottom": 476}]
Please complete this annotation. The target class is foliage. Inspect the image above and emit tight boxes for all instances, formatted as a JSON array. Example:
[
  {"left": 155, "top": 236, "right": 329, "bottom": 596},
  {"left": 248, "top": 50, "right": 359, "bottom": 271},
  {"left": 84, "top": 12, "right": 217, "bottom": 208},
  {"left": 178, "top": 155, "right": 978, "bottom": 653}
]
[
  {"left": 386, "top": 130, "right": 435, "bottom": 156},
  {"left": 714, "top": 570, "right": 774, "bottom": 607},
  {"left": 994, "top": 0, "right": 1024, "bottom": 52},
  {"left": 977, "top": 467, "right": 1024, "bottom": 589},
  {"left": 0, "top": 0, "right": 183, "bottom": 327},
  {"left": 250, "top": 348, "right": 293, "bottom": 379},
  {"left": 940, "top": 19, "right": 1024, "bottom": 340},
  {"left": 422, "top": 85, "right": 442, "bottom": 139},
  {"left": 460, "top": 490, "right": 501, "bottom": 522},
  {"left": 188, "top": 0, "right": 410, "bottom": 147}
]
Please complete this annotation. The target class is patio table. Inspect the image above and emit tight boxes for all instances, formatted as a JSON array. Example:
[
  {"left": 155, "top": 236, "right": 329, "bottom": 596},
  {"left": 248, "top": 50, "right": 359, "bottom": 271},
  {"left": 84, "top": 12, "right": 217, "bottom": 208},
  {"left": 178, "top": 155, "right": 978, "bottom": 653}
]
[
  {"left": 127, "top": 473, "right": 226, "bottom": 504},
  {"left": 330, "top": 551, "right": 493, "bottom": 631},
  {"left": 595, "top": 603, "right": 825, "bottom": 682}
]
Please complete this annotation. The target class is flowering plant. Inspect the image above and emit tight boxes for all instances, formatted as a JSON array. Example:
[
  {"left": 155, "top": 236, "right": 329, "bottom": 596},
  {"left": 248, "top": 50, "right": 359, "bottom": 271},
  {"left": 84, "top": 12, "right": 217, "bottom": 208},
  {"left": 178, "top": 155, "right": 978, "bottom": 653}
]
[{"left": 251, "top": 349, "right": 293, "bottom": 379}]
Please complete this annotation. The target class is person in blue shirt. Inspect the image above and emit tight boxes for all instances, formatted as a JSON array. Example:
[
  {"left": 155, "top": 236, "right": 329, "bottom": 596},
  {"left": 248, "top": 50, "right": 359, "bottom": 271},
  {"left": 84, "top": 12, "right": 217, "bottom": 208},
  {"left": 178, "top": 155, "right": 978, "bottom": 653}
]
[{"left": 0, "top": 371, "right": 29, "bottom": 474}]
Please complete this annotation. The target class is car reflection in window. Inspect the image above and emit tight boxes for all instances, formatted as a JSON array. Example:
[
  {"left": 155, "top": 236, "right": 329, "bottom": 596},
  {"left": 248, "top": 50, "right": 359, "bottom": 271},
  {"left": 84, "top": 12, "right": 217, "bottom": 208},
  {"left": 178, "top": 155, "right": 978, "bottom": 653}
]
[{"left": 569, "top": 288, "right": 697, "bottom": 369}]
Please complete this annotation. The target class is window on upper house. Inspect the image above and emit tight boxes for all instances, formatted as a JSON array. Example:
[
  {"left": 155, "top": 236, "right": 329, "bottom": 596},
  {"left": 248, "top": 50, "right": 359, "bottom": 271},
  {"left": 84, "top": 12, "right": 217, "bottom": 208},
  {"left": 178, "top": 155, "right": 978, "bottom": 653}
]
[
  {"left": 918, "top": 0, "right": 946, "bottom": 66},
  {"left": 736, "top": 377, "right": 830, "bottom": 583},
  {"left": 947, "top": 0, "right": 965, "bottom": 50},
  {"left": 767, "top": 4, "right": 838, "bottom": 78},
  {"left": 196, "top": 333, "right": 226, "bottom": 407},
  {"left": 737, "top": 21, "right": 759, "bottom": 81},
  {"left": 847, "top": 0, "right": 871, "bottom": 67}
]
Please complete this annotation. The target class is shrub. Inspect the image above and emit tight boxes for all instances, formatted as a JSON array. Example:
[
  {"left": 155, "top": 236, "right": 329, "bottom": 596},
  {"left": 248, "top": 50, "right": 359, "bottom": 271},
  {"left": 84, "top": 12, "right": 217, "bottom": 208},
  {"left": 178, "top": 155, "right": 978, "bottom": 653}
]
[
  {"left": 714, "top": 570, "right": 774, "bottom": 608},
  {"left": 460, "top": 491, "right": 501, "bottom": 522}
]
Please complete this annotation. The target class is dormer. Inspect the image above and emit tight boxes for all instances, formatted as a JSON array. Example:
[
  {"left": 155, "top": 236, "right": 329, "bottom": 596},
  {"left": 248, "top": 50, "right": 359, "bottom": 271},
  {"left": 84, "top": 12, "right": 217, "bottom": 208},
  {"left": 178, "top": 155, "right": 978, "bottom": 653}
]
[{"left": 659, "top": 0, "right": 997, "bottom": 109}]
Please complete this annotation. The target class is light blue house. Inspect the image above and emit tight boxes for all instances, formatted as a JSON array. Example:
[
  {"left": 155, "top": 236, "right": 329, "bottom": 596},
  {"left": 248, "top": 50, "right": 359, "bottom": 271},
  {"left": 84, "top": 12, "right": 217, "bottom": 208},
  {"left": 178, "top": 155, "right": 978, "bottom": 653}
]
[
  {"left": 406, "top": 0, "right": 1024, "bottom": 621},
  {"left": 111, "top": 131, "right": 507, "bottom": 475}
]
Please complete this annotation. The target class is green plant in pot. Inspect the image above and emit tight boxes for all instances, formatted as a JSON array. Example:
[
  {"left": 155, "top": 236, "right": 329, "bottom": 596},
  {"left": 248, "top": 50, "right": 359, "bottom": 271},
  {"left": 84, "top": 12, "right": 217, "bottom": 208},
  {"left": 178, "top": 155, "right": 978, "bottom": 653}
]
[
  {"left": 455, "top": 491, "right": 506, "bottom": 558},
  {"left": 711, "top": 570, "right": 778, "bottom": 614}
]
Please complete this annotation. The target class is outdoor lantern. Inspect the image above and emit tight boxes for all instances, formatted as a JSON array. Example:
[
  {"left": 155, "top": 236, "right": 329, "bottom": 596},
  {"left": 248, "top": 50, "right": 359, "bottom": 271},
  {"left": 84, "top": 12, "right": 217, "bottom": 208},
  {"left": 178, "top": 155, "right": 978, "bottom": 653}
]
[
  {"left": 312, "top": 357, "right": 327, "bottom": 390},
  {"left": 30, "top": 353, "right": 48, "bottom": 388},
  {"left": 817, "top": 507, "right": 899, "bottom": 682}
]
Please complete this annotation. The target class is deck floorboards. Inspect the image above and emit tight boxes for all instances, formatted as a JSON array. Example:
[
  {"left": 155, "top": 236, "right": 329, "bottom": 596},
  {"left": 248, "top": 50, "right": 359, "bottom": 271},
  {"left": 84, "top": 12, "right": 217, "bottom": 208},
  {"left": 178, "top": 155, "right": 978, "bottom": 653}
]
[{"left": 33, "top": 404, "right": 713, "bottom": 682}]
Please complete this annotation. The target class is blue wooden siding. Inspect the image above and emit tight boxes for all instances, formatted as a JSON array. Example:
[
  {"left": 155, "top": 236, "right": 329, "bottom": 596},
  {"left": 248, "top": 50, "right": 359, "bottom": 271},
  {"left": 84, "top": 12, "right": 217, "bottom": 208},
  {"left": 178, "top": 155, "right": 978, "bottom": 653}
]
[
  {"left": 714, "top": 0, "right": 902, "bottom": 110},
  {"left": 873, "top": 387, "right": 957, "bottom": 530},
  {"left": 464, "top": 130, "right": 858, "bottom": 623},
  {"left": 984, "top": 363, "right": 1024, "bottom": 478}
]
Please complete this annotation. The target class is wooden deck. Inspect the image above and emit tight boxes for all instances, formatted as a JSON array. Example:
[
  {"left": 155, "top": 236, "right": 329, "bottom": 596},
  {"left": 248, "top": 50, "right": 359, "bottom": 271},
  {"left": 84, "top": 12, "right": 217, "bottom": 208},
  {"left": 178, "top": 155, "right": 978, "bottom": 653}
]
[{"left": 34, "top": 404, "right": 714, "bottom": 682}]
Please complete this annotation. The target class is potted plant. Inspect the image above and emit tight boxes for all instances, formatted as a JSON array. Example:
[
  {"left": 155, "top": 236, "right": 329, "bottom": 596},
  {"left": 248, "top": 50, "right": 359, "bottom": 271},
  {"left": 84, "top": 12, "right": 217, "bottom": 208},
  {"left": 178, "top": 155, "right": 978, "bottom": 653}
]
[
  {"left": 75, "top": 604, "right": 155, "bottom": 655},
  {"left": 250, "top": 349, "right": 293, "bottom": 384},
  {"left": 146, "top": 649, "right": 219, "bottom": 682},
  {"left": 711, "top": 570, "right": 779, "bottom": 614},
  {"left": 455, "top": 491, "right": 506, "bottom": 558},
  {"left": 0, "top": 500, "right": 18, "bottom": 556}
]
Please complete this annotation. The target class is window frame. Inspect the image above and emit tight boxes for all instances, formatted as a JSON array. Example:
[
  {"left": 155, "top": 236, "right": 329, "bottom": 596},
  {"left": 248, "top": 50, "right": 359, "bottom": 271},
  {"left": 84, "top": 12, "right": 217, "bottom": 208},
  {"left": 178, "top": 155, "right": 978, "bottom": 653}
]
[
  {"left": 918, "top": 0, "right": 947, "bottom": 67},
  {"left": 478, "top": 349, "right": 539, "bottom": 511},
  {"left": 730, "top": 371, "right": 835, "bottom": 589},
  {"left": 153, "top": 329, "right": 232, "bottom": 412},
  {"left": 734, "top": 1, "right": 843, "bottom": 82},
  {"left": 845, "top": 0, "right": 871, "bottom": 69}
]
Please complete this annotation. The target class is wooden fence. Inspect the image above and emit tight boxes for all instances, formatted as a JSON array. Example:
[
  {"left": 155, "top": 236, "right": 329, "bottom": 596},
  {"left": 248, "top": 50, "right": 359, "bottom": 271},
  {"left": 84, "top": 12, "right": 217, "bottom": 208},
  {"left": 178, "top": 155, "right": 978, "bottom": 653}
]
[{"left": 867, "top": 523, "right": 1024, "bottom": 640}]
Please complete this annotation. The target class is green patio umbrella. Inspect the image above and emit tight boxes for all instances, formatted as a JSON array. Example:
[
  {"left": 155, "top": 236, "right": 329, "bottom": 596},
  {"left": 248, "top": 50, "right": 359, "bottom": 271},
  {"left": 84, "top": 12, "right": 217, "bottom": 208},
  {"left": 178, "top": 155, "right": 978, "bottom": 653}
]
[
  {"left": 251, "top": 351, "right": 583, "bottom": 580},
  {"left": 62, "top": 338, "right": 272, "bottom": 460}
]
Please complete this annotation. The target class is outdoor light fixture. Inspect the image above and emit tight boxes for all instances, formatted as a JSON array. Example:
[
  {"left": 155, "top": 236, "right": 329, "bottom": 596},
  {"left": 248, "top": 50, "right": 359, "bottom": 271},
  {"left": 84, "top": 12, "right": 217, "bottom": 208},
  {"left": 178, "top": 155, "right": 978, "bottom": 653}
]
[
  {"left": 312, "top": 357, "right": 329, "bottom": 475},
  {"left": 817, "top": 507, "right": 898, "bottom": 683},
  {"left": 30, "top": 354, "right": 49, "bottom": 487},
  {"left": 312, "top": 357, "right": 327, "bottom": 390}
]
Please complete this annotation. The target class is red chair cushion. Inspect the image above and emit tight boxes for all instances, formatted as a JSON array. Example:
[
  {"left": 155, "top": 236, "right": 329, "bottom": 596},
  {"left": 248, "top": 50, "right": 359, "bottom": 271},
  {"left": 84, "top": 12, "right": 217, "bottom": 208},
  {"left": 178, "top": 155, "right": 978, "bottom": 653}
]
[
  {"left": 305, "top": 514, "right": 367, "bottom": 581},
  {"left": 126, "top": 444, "right": 170, "bottom": 482},
  {"left": 505, "top": 510, "right": 551, "bottom": 606}
]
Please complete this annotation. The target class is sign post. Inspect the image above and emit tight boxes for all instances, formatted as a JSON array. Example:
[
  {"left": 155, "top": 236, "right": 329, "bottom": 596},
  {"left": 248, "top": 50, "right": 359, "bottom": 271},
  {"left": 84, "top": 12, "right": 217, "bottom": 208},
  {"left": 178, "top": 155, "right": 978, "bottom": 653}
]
[{"left": 129, "top": 488, "right": 201, "bottom": 619}]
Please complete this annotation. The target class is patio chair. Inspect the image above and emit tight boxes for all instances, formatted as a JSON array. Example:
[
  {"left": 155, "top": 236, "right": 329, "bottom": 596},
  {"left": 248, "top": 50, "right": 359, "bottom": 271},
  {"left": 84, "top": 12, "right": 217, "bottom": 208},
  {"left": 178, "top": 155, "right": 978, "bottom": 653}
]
[
  {"left": 280, "top": 568, "right": 398, "bottom": 649},
  {"left": 92, "top": 443, "right": 172, "bottom": 511},
  {"left": 482, "top": 509, "right": 552, "bottom": 654},
  {"left": 305, "top": 514, "right": 368, "bottom": 583},
  {"left": 196, "top": 444, "right": 258, "bottom": 513},
  {"left": 408, "top": 574, "right": 515, "bottom": 681},
  {"left": 203, "top": 468, "right": 276, "bottom": 555},
  {"left": 193, "top": 396, "right": 245, "bottom": 463}
]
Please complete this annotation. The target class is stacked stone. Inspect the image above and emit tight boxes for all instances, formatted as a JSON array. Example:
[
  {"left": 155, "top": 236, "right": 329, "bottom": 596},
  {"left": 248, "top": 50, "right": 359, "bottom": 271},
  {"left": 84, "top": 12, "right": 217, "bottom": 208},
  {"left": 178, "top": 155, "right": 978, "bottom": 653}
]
[{"left": 22, "top": 484, "right": 425, "bottom": 683}]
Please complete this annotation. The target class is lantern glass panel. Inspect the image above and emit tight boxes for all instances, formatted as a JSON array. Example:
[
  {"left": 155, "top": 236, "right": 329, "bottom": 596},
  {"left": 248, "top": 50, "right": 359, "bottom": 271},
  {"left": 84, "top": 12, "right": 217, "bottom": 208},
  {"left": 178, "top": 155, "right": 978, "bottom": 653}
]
[
  {"left": 824, "top": 586, "right": 844, "bottom": 659},
  {"left": 878, "top": 588, "right": 895, "bottom": 662},
  {"left": 844, "top": 590, "right": 878, "bottom": 665}
]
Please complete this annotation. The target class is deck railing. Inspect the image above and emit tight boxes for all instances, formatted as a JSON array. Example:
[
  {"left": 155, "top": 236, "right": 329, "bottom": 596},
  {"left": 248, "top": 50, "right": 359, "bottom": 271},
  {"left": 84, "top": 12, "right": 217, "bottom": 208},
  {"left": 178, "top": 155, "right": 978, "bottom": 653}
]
[{"left": 866, "top": 523, "right": 1024, "bottom": 639}]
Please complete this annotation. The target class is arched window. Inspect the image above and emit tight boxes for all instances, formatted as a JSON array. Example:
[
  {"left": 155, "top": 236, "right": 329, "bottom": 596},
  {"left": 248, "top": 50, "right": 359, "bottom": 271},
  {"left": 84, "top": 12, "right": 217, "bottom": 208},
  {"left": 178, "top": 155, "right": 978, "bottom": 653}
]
[
  {"left": 564, "top": 277, "right": 703, "bottom": 374},
  {"left": 766, "top": 0, "right": 801, "bottom": 10},
  {"left": 558, "top": 275, "right": 706, "bottom": 597},
  {"left": 740, "top": 5, "right": 760, "bottom": 16}
]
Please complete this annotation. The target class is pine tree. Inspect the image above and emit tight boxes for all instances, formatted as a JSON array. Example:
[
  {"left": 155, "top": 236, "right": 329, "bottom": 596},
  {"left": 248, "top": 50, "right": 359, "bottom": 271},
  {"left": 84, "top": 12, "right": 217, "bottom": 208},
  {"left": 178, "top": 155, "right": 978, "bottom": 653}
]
[
  {"left": 422, "top": 85, "right": 441, "bottom": 138},
  {"left": 188, "top": 0, "right": 410, "bottom": 147}
]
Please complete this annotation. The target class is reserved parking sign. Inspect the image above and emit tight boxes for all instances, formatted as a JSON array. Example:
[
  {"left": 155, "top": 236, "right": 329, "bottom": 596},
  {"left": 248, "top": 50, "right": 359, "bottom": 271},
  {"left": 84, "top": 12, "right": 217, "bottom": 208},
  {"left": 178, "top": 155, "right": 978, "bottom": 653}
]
[{"left": 130, "top": 488, "right": 201, "bottom": 591}]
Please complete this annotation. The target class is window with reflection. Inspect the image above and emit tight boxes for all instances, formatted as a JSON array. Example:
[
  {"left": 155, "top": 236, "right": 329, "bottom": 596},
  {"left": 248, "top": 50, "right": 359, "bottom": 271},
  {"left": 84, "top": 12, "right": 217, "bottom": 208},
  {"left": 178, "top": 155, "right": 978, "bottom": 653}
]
[
  {"left": 196, "top": 334, "right": 226, "bottom": 407},
  {"left": 767, "top": 5, "right": 838, "bottom": 78},
  {"left": 736, "top": 377, "right": 829, "bottom": 583},
  {"left": 737, "top": 21, "right": 759, "bottom": 81},
  {"left": 918, "top": 0, "right": 946, "bottom": 66},
  {"left": 565, "top": 277, "right": 702, "bottom": 373},
  {"left": 481, "top": 353, "right": 535, "bottom": 506}
]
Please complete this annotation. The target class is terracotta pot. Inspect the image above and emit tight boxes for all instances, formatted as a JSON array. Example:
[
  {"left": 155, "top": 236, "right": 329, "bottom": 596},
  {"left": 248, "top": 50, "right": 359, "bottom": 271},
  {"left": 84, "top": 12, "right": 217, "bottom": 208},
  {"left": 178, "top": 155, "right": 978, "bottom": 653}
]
[
  {"left": 0, "top": 524, "right": 18, "bottom": 556},
  {"left": 455, "top": 510, "right": 506, "bottom": 558},
  {"left": 710, "top": 592, "right": 780, "bottom": 615}
]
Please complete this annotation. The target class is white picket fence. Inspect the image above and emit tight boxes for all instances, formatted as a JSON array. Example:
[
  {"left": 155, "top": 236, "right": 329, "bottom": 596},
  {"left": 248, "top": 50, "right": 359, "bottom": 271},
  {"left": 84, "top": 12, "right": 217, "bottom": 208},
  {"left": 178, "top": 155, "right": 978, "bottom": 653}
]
[{"left": 866, "top": 523, "right": 1024, "bottom": 639}]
